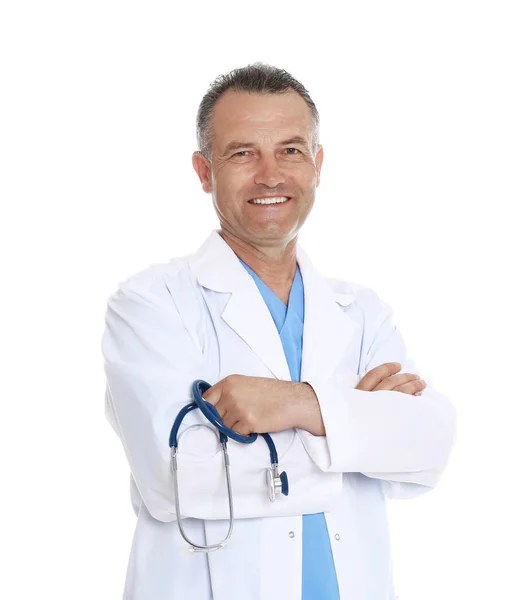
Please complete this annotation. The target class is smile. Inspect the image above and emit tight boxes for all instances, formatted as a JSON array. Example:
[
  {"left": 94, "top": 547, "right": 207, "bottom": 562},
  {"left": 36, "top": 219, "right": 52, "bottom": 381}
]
[{"left": 248, "top": 197, "right": 291, "bottom": 205}]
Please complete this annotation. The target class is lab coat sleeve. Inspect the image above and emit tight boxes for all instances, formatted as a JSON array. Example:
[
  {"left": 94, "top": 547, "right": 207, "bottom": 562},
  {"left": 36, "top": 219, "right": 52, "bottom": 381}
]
[
  {"left": 299, "top": 290, "right": 457, "bottom": 499},
  {"left": 102, "top": 282, "right": 214, "bottom": 522},
  {"left": 101, "top": 277, "right": 253, "bottom": 522},
  {"left": 101, "top": 278, "right": 344, "bottom": 523}
]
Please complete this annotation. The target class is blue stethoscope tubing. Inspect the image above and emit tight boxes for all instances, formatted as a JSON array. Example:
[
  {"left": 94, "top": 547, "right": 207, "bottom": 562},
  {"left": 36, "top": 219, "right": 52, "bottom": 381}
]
[{"left": 169, "top": 379, "right": 289, "bottom": 552}]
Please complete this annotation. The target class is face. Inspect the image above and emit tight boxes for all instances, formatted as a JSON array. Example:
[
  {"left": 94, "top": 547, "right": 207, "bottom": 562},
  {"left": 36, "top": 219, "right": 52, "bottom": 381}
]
[{"left": 192, "top": 90, "right": 324, "bottom": 249}]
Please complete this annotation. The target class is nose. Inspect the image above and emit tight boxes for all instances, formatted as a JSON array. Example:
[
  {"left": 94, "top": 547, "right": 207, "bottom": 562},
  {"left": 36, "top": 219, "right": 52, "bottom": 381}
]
[{"left": 254, "top": 153, "right": 285, "bottom": 189}]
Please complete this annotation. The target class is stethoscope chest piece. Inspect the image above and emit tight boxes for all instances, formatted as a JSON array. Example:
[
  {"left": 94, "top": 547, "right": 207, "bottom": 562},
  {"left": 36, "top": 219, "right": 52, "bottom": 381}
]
[{"left": 267, "top": 464, "right": 289, "bottom": 502}]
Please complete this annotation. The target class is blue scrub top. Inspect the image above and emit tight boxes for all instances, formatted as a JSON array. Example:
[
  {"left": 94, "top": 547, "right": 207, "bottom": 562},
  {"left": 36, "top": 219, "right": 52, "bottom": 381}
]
[{"left": 239, "top": 258, "right": 340, "bottom": 600}]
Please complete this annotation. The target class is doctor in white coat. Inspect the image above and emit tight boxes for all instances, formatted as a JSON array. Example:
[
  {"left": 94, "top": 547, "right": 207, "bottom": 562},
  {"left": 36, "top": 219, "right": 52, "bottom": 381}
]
[{"left": 101, "top": 62, "right": 457, "bottom": 600}]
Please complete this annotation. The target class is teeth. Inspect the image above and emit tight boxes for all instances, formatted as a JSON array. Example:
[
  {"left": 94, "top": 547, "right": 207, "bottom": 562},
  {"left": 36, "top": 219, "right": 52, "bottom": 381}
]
[{"left": 249, "top": 196, "right": 289, "bottom": 205}]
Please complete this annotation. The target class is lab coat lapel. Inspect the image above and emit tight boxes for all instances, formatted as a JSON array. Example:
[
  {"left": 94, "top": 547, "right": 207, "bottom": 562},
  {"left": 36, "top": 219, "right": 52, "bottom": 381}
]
[
  {"left": 222, "top": 286, "right": 292, "bottom": 381},
  {"left": 189, "top": 230, "right": 292, "bottom": 381},
  {"left": 296, "top": 246, "right": 361, "bottom": 385},
  {"left": 189, "top": 230, "right": 360, "bottom": 385}
]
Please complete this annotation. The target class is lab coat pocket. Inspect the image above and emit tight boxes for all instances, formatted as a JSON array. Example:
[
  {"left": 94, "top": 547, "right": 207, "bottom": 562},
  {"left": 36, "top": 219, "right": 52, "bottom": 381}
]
[
  {"left": 173, "top": 438, "right": 228, "bottom": 520},
  {"left": 225, "top": 427, "right": 296, "bottom": 470},
  {"left": 176, "top": 424, "right": 223, "bottom": 461}
]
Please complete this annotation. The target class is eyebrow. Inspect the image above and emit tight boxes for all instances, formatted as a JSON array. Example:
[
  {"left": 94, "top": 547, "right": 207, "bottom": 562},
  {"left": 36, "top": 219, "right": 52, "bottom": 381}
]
[{"left": 221, "top": 136, "right": 311, "bottom": 156}]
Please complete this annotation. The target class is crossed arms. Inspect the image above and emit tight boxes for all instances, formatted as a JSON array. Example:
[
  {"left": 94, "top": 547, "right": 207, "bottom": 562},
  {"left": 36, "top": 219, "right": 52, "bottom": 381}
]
[{"left": 102, "top": 285, "right": 457, "bottom": 522}]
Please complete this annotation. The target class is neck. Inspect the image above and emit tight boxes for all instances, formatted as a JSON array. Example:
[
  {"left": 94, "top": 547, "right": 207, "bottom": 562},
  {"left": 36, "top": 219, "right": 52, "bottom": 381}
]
[{"left": 218, "top": 229, "right": 298, "bottom": 289}]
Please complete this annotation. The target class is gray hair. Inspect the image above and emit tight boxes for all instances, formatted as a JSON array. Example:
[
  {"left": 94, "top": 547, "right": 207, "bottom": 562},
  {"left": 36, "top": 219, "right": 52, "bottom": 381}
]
[{"left": 196, "top": 62, "right": 320, "bottom": 161}]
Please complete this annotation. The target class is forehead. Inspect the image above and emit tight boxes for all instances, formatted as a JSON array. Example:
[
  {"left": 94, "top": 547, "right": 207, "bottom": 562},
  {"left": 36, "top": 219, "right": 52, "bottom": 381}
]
[{"left": 211, "top": 90, "right": 312, "bottom": 148}]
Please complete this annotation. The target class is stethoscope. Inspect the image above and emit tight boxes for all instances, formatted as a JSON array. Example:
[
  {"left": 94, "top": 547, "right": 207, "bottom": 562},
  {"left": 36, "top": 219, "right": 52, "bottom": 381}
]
[{"left": 169, "top": 379, "right": 289, "bottom": 552}]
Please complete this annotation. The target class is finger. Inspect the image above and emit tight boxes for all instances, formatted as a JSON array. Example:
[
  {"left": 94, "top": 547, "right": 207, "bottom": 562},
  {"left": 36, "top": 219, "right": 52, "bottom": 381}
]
[
  {"left": 214, "top": 401, "right": 228, "bottom": 421},
  {"left": 374, "top": 373, "right": 420, "bottom": 391},
  {"left": 356, "top": 362, "right": 402, "bottom": 391},
  {"left": 230, "top": 421, "right": 250, "bottom": 436},
  {"left": 201, "top": 381, "right": 222, "bottom": 406},
  {"left": 221, "top": 410, "right": 238, "bottom": 430},
  {"left": 394, "top": 379, "right": 427, "bottom": 395}
]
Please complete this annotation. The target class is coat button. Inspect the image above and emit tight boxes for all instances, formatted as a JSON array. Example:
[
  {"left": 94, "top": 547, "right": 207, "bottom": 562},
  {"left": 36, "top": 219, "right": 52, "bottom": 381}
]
[
  {"left": 289, "top": 531, "right": 295, "bottom": 538},
  {"left": 335, "top": 534, "right": 340, "bottom": 541}
]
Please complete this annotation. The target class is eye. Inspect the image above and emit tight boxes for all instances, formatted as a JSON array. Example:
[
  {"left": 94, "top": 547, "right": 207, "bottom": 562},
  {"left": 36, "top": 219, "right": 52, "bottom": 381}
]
[
  {"left": 285, "top": 148, "right": 301, "bottom": 155},
  {"left": 233, "top": 151, "right": 249, "bottom": 157}
]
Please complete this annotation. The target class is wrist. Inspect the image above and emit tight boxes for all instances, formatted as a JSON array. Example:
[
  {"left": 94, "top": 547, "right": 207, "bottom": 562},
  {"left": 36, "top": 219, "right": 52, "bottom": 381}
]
[{"left": 290, "top": 381, "right": 325, "bottom": 436}]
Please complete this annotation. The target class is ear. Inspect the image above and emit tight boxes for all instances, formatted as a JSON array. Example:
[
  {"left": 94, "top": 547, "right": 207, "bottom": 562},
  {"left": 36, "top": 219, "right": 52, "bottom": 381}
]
[
  {"left": 315, "top": 145, "right": 324, "bottom": 187},
  {"left": 192, "top": 151, "right": 212, "bottom": 193}
]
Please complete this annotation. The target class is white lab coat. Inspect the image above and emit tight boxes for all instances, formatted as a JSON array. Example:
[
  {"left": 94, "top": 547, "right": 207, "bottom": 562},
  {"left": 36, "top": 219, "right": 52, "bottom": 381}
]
[{"left": 101, "top": 229, "right": 457, "bottom": 600}]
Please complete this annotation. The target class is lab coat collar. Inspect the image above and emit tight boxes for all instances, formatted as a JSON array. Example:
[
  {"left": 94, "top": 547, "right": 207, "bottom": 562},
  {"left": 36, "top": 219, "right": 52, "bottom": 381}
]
[{"left": 189, "top": 229, "right": 360, "bottom": 383}]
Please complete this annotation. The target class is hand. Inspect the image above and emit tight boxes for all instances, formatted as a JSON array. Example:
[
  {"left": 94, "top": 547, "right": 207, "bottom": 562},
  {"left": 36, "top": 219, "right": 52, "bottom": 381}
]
[
  {"left": 202, "top": 374, "right": 308, "bottom": 436},
  {"left": 356, "top": 362, "right": 426, "bottom": 396}
]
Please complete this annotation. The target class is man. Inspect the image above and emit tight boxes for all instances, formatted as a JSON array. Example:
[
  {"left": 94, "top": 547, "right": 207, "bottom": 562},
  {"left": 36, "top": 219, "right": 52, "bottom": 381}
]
[{"left": 101, "top": 62, "right": 457, "bottom": 600}]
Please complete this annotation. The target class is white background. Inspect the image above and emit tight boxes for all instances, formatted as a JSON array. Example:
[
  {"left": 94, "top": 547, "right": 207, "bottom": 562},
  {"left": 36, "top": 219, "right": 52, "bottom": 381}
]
[{"left": 1, "top": 1, "right": 527, "bottom": 598}]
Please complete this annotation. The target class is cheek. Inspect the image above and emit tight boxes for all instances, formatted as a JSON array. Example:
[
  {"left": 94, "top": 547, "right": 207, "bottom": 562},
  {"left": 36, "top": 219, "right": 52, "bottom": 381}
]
[
  {"left": 289, "top": 162, "right": 317, "bottom": 184},
  {"left": 216, "top": 165, "right": 248, "bottom": 194},
  {"left": 302, "top": 162, "right": 319, "bottom": 180}
]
